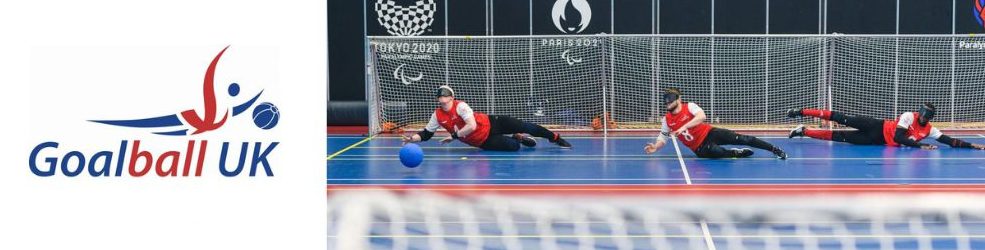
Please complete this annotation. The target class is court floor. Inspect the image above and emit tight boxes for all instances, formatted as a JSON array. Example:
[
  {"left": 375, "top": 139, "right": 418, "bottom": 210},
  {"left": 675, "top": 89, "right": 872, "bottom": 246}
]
[
  {"left": 329, "top": 135, "right": 985, "bottom": 185},
  {"left": 327, "top": 134, "right": 985, "bottom": 249}
]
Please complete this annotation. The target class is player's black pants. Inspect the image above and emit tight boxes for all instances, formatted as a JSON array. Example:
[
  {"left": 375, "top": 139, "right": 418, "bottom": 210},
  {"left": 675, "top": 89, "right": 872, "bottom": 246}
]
[
  {"left": 479, "top": 115, "right": 558, "bottom": 151},
  {"left": 693, "top": 128, "right": 780, "bottom": 158},
  {"left": 822, "top": 111, "right": 887, "bottom": 145}
]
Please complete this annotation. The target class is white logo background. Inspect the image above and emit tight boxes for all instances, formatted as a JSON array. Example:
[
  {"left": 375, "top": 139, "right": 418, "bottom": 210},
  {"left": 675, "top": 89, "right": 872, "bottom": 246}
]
[
  {"left": 375, "top": 0, "right": 437, "bottom": 36},
  {"left": 2, "top": 1, "right": 327, "bottom": 249}
]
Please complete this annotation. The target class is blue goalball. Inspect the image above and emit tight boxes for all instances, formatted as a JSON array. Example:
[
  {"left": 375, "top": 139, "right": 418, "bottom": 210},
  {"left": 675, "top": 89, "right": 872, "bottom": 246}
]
[{"left": 399, "top": 143, "right": 424, "bottom": 168}]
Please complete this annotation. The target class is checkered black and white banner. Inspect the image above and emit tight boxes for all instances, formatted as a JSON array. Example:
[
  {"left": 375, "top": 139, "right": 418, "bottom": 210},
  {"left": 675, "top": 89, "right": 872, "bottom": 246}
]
[{"left": 374, "top": 0, "right": 436, "bottom": 36}]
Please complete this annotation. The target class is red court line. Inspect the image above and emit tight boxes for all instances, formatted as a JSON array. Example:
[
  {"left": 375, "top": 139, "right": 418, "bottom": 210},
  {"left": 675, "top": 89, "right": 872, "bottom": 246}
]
[
  {"left": 368, "top": 130, "right": 985, "bottom": 137},
  {"left": 327, "top": 126, "right": 367, "bottom": 135},
  {"left": 327, "top": 184, "right": 985, "bottom": 196}
]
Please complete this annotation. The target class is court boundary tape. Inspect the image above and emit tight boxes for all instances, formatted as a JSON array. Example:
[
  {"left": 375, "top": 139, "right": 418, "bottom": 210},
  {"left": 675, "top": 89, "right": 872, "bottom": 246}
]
[
  {"left": 344, "top": 135, "right": 985, "bottom": 139},
  {"left": 327, "top": 178, "right": 985, "bottom": 181},
  {"left": 336, "top": 234, "right": 985, "bottom": 239},
  {"left": 329, "top": 157, "right": 985, "bottom": 161},
  {"left": 327, "top": 135, "right": 375, "bottom": 160},
  {"left": 327, "top": 184, "right": 985, "bottom": 195}
]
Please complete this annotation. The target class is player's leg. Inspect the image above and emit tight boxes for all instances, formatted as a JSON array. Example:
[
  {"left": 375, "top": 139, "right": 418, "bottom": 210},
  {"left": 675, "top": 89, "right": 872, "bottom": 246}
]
[
  {"left": 707, "top": 127, "right": 787, "bottom": 159},
  {"left": 694, "top": 142, "right": 754, "bottom": 159},
  {"left": 791, "top": 126, "right": 879, "bottom": 145},
  {"left": 787, "top": 108, "right": 882, "bottom": 130},
  {"left": 489, "top": 115, "right": 571, "bottom": 148},
  {"left": 478, "top": 135, "right": 521, "bottom": 151},
  {"left": 480, "top": 115, "right": 531, "bottom": 148}
]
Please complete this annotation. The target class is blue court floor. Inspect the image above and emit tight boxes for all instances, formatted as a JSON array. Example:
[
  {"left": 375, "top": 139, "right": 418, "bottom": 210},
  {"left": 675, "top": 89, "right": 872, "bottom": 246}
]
[
  {"left": 328, "top": 135, "right": 985, "bottom": 185},
  {"left": 328, "top": 134, "right": 985, "bottom": 249}
]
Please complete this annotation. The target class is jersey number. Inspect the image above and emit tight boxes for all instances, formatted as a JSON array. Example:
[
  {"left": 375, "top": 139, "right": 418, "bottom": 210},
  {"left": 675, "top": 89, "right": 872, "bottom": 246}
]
[{"left": 680, "top": 130, "right": 694, "bottom": 142}]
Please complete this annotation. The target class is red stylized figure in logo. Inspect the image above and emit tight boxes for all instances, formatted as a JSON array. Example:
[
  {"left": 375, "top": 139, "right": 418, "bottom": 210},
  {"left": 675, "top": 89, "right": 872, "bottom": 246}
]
[
  {"left": 180, "top": 46, "right": 230, "bottom": 135},
  {"left": 977, "top": 0, "right": 985, "bottom": 28}
]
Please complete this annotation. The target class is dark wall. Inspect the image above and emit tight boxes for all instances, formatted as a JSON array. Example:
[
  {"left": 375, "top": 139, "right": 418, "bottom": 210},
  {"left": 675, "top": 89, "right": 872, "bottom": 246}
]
[
  {"left": 328, "top": 0, "right": 365, "bottom": 101},
  {"left": 329, "top": 0, "right": 980, "bottom": 101}
]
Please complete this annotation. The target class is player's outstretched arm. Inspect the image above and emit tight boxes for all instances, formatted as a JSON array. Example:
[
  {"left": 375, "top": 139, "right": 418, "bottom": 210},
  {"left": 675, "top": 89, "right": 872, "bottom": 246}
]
[
  {"left": 648, "top": 118, "right": 672, "bottom": 154},
  {"left": 402, "top": 113, "right": 440, "bottom": 144},
  {"left": 936, "top": 135, "right": 985, "bottom": 150},
  {"left": 926, "top": 127, "right": 984, "bottom": 150},
  {"left": 894, "top": 127, "right": 931, "bottom": 149},
  {"left": 644, "top": 138, "right": 667, "bottom": 154}
]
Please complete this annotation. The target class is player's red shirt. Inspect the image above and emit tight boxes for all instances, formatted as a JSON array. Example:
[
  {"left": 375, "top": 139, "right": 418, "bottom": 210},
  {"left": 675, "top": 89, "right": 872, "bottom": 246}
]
[
  {"left": 434, "top": 100, "right": 491, "bottom": 147},
  {"left": 663, "top": 102, "right": 713, "bottom": 151},
  {"left": 882, "top": 112, "right": 935, "bottom": 146}
]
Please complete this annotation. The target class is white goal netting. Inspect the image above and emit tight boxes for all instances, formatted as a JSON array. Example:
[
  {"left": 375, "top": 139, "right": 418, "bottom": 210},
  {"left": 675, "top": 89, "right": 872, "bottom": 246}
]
[
  {"left": 328, "top": 190, "right": 985, "bottom": 250},
  {"left": 367, "top": 34, "right": 985, "bottom": 134}
]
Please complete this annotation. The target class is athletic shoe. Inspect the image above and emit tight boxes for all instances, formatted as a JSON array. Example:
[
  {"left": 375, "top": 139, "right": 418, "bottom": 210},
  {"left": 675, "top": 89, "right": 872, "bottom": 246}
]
[
  {"left": 772, "top": 148, "right": 788, "bottom": 160},
  {"left": 789, "top": 124, "right": 806, "bottom": 138},
  {"left": 731, "top": 148, "right": 754, "bottom": 158},
  {"left": 552, "top": 134, "right": 572, "bottom": 149},
  {"left": 513, "top": 134, "right": 537, "bottom": 147}
]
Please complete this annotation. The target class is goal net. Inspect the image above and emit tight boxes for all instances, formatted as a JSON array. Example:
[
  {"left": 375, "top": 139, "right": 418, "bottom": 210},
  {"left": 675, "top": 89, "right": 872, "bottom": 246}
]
[
  {"left": 328, "top": 189, "right": 985, "bottom": 250},
  {"left": 366, "top": 34, "right": 985, "bottom": 134}
]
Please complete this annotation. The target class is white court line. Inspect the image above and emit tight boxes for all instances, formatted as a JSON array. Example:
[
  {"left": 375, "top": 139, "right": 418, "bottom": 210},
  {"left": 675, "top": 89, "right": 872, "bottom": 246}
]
[
  {"left": 364, "top": 220, "right": 985, "bottom": 224},
  {"left": 343, "top": 234, "right": 985, "bottom": 238},
  {"left": 700, "top": 219, "right": 717, "bottom": 250},
  {"left": 329, "top": 157, "right": 985, "bottom": 161},
  {"left": 669, "top": 136, "right": 691, "bottom": 184},
  {"left": 337, "top": 154, "right": 678, "bottom": 157},
  {"left": 668, "top": 136, "right": 714, "bottom": 248},
  {"left": 327, "top": 183, "right": 985, "bottom": 186},
  {"left": 979, "top": 134, "right": 985, "bottom": 138},
  {"left": 356, "top": 146, "right": 476, "bottom": 149},
  {"left": 358, "top": 135, "right": 985, "bottom": 139},
  {"left": 327, "top": 178, "right": 985, "bottom": 181},
  {"left": 332, "top": 154, "right": 985, "bottom": 159}
]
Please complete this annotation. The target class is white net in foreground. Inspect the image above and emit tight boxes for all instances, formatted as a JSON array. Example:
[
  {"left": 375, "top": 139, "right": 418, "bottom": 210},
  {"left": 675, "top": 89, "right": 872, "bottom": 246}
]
[
  {"left": 367, "top": 35, "right": 985, "bottom": 134},
  {"left": 329, "top": 190, "right": 985, "bottom": 250}
]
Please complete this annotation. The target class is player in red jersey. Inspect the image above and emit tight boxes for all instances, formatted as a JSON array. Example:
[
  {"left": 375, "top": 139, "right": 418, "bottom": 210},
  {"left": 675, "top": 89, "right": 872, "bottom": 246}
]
[
  {"left": 786, "top": 103, "right": 985, "bottom": 150},
  {"left": 401, "top": 86, "right": 572, "bottom": 151},
  {"left": 644, "top": 88, "right": 788, "bottom": 159}
]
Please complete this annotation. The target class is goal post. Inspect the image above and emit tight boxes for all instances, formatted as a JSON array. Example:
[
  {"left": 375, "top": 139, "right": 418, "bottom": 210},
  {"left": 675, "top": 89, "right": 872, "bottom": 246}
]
[{"left": 366, "top": 34, "right": 985, "bottom": 135}]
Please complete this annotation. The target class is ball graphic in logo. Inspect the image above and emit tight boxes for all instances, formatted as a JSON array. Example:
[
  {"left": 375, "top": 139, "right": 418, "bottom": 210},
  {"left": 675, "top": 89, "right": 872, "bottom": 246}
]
[{"left": 252, "top": 102, "right": 280, "bottom": 130}]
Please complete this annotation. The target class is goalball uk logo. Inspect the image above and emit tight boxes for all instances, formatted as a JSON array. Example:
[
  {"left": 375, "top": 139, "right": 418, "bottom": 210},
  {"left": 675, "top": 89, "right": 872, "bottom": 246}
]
[{"left": 29, "top": 46, "right": 281, "bottom": 178}]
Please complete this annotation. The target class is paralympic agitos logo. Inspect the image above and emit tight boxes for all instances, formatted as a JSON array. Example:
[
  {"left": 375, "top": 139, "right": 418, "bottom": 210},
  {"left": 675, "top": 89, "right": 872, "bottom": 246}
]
[{"left": 29, "top": 46, "right": 280, "bottom": 178}]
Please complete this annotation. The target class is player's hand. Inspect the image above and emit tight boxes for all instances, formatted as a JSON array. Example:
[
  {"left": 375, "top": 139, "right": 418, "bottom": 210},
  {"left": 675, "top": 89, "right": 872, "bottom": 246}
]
[
  {"left": 439, "top": 136, "right": 454, "bottom": 144},
  {"left": 920, "top": 144, "right": 938, "bottom": 150},
  {"left": 971, "top": 143, "right": 985, "bottom": 150},
  {"left": 400, "top": 134, "right": 413, "bottom": 145},
  {"left": 644, "top": 143, "right": 659, "bottom": 154}
]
